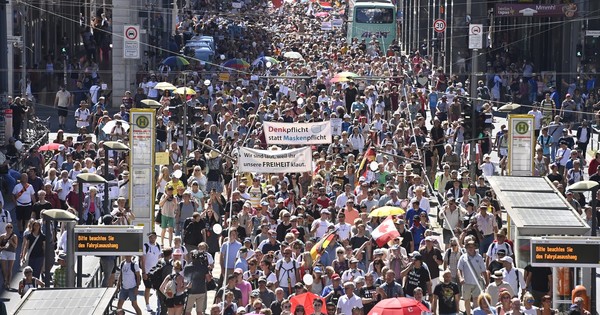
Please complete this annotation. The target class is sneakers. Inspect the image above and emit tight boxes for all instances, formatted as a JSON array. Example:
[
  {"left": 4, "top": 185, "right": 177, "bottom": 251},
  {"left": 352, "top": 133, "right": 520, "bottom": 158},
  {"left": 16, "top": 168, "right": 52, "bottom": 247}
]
[{"left": 146, "top": 304, "right": 153, "bottom": 312}]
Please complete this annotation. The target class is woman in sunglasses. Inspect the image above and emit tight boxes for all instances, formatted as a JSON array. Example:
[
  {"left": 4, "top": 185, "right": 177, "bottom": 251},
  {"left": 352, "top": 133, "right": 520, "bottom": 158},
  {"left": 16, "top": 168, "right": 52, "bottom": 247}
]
[{"left": 539, "top": 295, "right": 557, "bottom": 315}]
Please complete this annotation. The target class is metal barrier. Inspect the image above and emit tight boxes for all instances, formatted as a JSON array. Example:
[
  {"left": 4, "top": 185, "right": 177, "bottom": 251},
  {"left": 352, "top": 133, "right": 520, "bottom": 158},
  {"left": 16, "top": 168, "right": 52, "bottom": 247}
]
[{"left": 86, "top": 263, "right": 104, "bottom": 288}]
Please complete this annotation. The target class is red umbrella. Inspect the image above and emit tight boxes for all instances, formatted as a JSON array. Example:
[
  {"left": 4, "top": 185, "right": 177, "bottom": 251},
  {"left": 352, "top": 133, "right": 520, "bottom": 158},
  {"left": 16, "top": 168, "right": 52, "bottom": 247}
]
[
  {"left": 38, "top": 143, "right": 62, "bottom": 151},
  {"left": 368, "top": 297, "right": 430, "bottom": 315},
  {"left": 290, "top": 292, "right": 326, "bottom": 315}
]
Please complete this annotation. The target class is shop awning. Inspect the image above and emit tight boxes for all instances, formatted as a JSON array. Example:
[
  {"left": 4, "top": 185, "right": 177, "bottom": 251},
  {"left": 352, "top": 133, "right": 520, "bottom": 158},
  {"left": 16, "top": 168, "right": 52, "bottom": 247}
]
[{"left": 487, "top": 176, "right": 590, "bottom": 236}]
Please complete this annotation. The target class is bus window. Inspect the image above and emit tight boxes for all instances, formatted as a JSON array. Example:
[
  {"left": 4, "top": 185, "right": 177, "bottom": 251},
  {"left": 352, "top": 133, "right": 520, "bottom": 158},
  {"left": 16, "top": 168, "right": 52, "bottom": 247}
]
[{"left": 355, "top": 8, "right": 394, "bottom": 24}]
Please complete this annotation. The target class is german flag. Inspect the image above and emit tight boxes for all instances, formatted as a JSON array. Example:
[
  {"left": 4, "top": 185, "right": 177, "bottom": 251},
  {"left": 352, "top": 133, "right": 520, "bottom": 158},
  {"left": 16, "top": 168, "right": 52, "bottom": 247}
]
[
  {"left": 356, "top": 147, "right": 376, "bottom": 181},
  {"left": 310, "top": 230, "right": 336, "bottom": 261}
]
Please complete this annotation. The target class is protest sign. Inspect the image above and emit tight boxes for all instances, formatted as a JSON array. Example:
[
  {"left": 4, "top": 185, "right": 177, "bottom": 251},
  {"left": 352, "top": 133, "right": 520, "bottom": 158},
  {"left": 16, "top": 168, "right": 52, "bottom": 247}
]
[
  {"left": 263, "top": 121, "right": 332, "bottom": 145},
  {"left": 239, "top": 147, "right": 312, "bottom": 173}
]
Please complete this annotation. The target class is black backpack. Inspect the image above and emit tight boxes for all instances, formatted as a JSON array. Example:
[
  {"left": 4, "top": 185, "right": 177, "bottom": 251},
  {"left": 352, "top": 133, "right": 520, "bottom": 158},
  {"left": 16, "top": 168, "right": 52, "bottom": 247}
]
[
  {"left": 147, "top": 259, "right": 173, "bottom": 290},
  {"left": 182, "top": 217, "right": 195, "bottom": 244}
]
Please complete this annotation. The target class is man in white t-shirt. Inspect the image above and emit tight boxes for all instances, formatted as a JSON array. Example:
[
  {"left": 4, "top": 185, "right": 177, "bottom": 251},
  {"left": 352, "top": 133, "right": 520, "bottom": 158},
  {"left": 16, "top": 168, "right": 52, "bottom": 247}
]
[
  {"left": 337, "top": 282, "right": 363, "bottom": 315},
  {"left": 275, "top": 247, "right": 300, "bottom": 296},
  {"left": 147, "top": 75, "right": 158, "bottom": 99},
  {"left": 141, "top": 232, "right": 161, "bottom": 312},
  {"left": 311, "top": 209, "right": 332, "bottom": 238},
  {"left": 12, "top": 173, "right": 36, "bottom": 233},
  {"left": 528, "top": 105, "right": 544, "bottom": 137},
  {"left": 89, "top": 81, "right": 101, "bottom": 104},
  {"left": 54, "top": 86, "right": 72, "bottom": 129},
  {"left": 54, "top": 171, "right": 73, "bottom": 208},
  {"left": 116, "top": 255, "right": 142, "bottom": 314},
  {"left": 74, "top": 101, "right": 91, "bottom": 130},
  {"left": 334, "top": 212, "right": 352, "bottom": 242},
  {"left": 485, "top": 230, "right": 513, "bottom": 267}
]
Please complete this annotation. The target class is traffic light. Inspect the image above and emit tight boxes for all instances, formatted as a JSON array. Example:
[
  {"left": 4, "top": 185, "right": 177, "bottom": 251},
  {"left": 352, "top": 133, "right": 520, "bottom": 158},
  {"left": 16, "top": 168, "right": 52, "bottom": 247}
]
[{"left": 576, "top": 44, "right": 583, "bottom": 58}]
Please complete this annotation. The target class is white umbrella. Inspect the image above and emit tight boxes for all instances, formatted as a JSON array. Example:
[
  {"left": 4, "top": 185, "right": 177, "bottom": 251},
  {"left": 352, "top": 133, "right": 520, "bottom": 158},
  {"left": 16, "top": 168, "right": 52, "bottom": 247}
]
[
  {"left": 102, "top": 120, "right": 130, "bottom": 134},
  {"left": 283, "top": 51, "right": 304, "bottom": 59},
  {"left": 154, "top": 82, "right": 176, "bottom": 90}
]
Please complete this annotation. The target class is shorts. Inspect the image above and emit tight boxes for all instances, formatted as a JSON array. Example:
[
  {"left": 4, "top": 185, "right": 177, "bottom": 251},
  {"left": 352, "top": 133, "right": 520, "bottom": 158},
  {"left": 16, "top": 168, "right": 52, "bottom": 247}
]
[
  {"left": 165, "top": 293, "right": 186, "bottom": 308},
  {"left": 16, "top": 205, "right": 32, "bottom": 221},
  {"left": 0, "top": 251, "right": 16, "bottom": 261},
  {"left": 118, "top": 287, "right": 138, "bottom": 301},
  {"left": 442, "top": 229, "right": 454, "bottom": 244},
  {"left": 161, "top": 215, "right": 175, "bottom": 229},
  {"left": 185, "top": 293, "right": 207, "bottom": 313},
  {"left": 57, "top": 107, "right": 68, "bottom": 117},
  {"left": 143, "top": 278, "right": 152, "bottom": 289},
  {"left": 462, "top": 283, "right": 481, "bottom": 301}
]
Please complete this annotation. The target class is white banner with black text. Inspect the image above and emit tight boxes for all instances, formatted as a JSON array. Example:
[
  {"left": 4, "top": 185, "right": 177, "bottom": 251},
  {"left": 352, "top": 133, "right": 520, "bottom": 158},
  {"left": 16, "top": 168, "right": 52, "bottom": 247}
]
[{"left": 238, "top": 147, "right": 312, "bottom": 173}]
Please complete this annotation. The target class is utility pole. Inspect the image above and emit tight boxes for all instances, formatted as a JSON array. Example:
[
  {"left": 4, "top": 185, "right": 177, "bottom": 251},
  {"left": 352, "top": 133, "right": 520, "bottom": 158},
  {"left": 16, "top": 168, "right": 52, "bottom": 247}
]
[
  {"left": 467, "top": 0, "right": 477, "bottom": 181},
  {"left": 20, "top": 0, "right": 26, "bottom": 99},
  {"left": 182, "top": 72, "right": 188, "bottom": 174},
  {"left": 0, "top": 0, "right": 8, "bottom": 94}
]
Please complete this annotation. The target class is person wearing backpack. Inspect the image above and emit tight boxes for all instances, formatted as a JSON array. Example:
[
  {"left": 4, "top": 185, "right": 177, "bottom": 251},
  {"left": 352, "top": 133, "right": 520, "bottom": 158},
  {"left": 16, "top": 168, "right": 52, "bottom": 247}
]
[
  {"left": 160, "top": 260, "right": 187, "bottom": 315},
  {"left": 182, "top": 212, "right": 204, "bottom": 253},
  {"left": 116, "top": 255, "right": 142, "bottom": 315},
  {"left": 148, "top": 247, "right": 173, "bottom": 315},
  {"left": 140, "top": 232, "right": 161, "bottom": 313},
  {"left": 176, "top": 191, "right": 198, "bottom": 237},
  {"left": 275, "top": 246, "right": 300, "bottom": 297}
]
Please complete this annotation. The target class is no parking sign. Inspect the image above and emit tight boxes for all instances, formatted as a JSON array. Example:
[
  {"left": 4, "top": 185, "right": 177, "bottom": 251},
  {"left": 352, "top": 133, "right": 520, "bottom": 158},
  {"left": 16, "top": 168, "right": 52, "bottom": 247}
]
[{"left": 123, "top": 25, "right": 140, "bottom": 59}]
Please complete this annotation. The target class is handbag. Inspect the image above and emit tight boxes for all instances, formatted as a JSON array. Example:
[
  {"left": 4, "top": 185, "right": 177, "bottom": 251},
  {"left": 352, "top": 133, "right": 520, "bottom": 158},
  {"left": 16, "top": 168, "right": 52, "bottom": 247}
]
[
  {"left": 155, "top": 209, "right": 162, "bottom": 224},
  {"left": 21, "top": 234, "right": 40, "bottom": 270}
]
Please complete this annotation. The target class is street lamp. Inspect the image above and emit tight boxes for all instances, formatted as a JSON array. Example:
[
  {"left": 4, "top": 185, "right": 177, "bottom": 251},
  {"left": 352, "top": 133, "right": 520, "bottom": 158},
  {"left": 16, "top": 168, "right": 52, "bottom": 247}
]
[
  {"left": 566, "top": 179, "right": 599, "bottom": 312},
  {"left": 76, "top": 173, "right": 107, "bottom": 287},
  {"left": 42, "top": 209, "right": 78, "bottom": 287},
  {"left": 102, "top": 141, "right": 130, "bottom": 214}
]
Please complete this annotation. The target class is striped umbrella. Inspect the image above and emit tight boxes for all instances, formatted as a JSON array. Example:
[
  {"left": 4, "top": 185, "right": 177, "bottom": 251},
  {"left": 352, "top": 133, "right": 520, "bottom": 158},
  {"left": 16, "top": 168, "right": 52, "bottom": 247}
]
[
  {"left": 251, "top": 56, "right": 279, "bottom": 66},
  {"left": 161, "top": 56, "right": 190, "bottom": 67},
  {"left": 222, "top": 58, "right": 250, "bottom": 70}
]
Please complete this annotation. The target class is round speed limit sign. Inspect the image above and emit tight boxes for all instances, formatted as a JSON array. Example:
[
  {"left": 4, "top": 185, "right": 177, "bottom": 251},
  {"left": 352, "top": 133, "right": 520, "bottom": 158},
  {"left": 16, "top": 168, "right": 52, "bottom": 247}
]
[{"left": 433, "top": 19, "right": 446, "bottom": 33}]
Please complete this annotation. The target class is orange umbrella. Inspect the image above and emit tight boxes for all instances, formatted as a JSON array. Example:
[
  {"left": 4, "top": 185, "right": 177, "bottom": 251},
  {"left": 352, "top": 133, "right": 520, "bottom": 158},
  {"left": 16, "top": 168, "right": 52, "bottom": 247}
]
[{"left": 290, "top": 292, "right": 326, "bottom": 315}]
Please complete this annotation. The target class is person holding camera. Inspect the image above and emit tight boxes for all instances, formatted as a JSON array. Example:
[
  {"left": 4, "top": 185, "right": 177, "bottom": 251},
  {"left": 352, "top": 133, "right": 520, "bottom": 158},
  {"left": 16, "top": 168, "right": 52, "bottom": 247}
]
[
  {"left": 111, "top": 197, "right": 135, "bottom": 225},
  {"left": 183, "top": 248, "right": 212, "bottom": 315},
  {"left": 159, "top": 185, "right": 178, "bottom": 248}
]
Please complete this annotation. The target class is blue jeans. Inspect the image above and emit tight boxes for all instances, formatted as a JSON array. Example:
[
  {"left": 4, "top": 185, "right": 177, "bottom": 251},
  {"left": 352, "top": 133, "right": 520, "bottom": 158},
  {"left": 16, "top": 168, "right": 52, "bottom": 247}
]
[
  {"left": 480, "top": 234, "right": 494, "bottom": 256},
  {"left": 454, "top": 142, "right": 463, "bottom": 158},
  {"left": 550, "top": 143, "right": 558, "bottom": 162}
]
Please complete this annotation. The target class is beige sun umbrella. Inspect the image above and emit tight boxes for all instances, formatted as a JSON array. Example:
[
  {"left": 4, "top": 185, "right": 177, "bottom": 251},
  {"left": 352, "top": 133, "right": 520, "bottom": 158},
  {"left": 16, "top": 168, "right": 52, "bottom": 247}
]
[
  {"left": 141, "top": 99, "right": 161, "bottom": 107},
  {"left": 173, "top": 87, "right": 197, "bottom": 95},
  {"left": 154, "top": 82, "right": 176, "bottom": 90}
]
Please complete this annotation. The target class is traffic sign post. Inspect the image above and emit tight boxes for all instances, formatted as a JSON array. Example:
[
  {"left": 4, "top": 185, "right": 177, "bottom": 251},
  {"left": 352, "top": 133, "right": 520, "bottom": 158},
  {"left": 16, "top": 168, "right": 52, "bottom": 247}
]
[
  {"left": 123, "top": 25, "right": 140, "bottom": 59},
  {"left": 433, "top": 19, "right": 446, "bottom": 33},
  {"left": 468, "top": 24, "right": 483, "bottom": 50}
]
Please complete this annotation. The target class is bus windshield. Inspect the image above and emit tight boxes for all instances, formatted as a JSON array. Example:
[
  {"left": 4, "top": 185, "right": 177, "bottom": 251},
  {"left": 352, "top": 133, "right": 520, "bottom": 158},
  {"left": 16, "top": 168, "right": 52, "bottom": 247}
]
[{"left": 354, "top": 7, "right": 394, "bottom": 24}]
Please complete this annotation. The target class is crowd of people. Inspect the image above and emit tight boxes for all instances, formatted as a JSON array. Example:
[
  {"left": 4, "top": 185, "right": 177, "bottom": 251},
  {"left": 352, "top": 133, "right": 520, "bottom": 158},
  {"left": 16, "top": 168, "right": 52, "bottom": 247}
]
[{"left": 1, "top": 0, "right": 599, "bottom": 314}]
